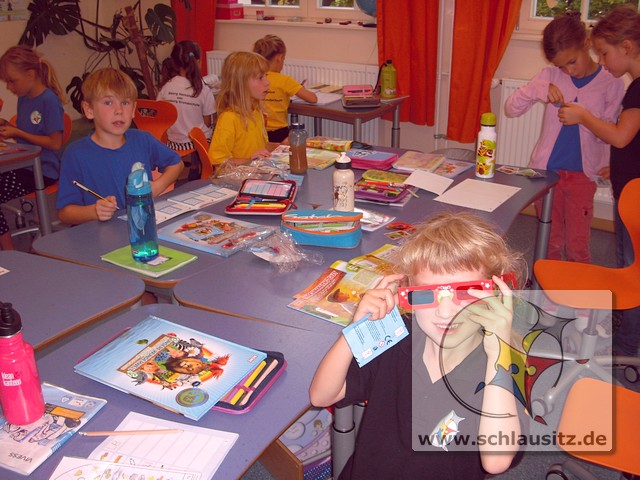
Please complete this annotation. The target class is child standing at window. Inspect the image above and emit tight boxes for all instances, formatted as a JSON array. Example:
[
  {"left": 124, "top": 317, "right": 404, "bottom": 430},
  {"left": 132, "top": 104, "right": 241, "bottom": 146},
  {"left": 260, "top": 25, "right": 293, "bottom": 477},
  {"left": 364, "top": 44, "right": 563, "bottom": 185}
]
[
  {"left": 505, "top": 13, "right": 624, "bottom": 263},
  {"left": 158, "top": 41, "right": 216, "bottom": 151},
  {"left": 0, "top": 45, "right": 66, "bottom": 250},
  {"left": 253, "top": 35, "right": 317, "bottom": 143},
  {"left": 310, "top": 212, "right": 525, "bottom": 479},
  {"left": 557, "top": 4, "right": 640, "bottom": 358},
  {"left": 208, "top": 51, "right": 271, "bottom": 165}
]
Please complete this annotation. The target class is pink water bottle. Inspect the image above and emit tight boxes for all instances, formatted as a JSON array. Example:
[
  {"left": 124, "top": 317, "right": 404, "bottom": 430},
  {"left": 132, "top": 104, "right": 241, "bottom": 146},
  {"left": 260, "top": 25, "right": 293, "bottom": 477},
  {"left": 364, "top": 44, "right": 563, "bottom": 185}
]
[{"left": 0, "top": 302, "right": 45, "bottom": 425}]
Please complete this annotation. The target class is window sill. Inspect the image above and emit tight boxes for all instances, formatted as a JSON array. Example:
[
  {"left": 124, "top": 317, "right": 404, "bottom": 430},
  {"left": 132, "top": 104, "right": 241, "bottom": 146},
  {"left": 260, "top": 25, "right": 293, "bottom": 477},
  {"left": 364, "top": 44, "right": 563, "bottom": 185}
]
[{"left": 215, "top": 17, "right": 377, "bottom": 31}]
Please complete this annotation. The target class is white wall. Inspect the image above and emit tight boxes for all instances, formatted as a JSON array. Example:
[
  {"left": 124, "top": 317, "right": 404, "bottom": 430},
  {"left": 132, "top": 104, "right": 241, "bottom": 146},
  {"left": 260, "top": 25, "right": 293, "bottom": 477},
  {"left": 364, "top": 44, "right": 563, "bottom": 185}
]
[{"left": 0, "top": 0, "right": 172, "bottom": 121}]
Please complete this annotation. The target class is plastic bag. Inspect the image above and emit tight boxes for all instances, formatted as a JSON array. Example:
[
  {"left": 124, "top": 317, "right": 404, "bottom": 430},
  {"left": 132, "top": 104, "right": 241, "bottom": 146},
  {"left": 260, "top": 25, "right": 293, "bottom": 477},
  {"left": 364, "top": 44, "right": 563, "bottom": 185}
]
[
  {"left": 247, "top": 230, "right": 324, "bottom": 273},
  {"left": 212, "top": 158, "right": 288, "bottom": 190}
]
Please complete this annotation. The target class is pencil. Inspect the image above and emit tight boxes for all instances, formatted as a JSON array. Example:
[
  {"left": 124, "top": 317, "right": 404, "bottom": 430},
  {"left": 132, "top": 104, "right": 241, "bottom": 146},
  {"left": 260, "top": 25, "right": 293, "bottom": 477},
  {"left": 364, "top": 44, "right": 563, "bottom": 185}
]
[
  {"left": 72, "top": 180, "right": 107, "bottom": 202},
  {"left": 78, "top": 429, "right": 182, "bottom": 437}
]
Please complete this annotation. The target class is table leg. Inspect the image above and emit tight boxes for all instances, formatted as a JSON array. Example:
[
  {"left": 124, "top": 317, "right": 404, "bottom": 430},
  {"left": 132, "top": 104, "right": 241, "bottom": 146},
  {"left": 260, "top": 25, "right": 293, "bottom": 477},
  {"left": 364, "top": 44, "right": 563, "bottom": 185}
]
[
  {"left": 391, "top": 104, "right": 401, "bottom": 147},
  {"left": 32, "top": 154, "right": 52, "bottom": 235},
  {"left": 532, "top": 186, "right": 554, "bottom": 289},
  {"left": 353, "top": 119, "right": 362, "bottom": 143},
  {"left": 332, "top": 404, "right": 356, "bottom": 478},
  {"left": 314, "top": 117, "right": 323, "bottom": 136}
]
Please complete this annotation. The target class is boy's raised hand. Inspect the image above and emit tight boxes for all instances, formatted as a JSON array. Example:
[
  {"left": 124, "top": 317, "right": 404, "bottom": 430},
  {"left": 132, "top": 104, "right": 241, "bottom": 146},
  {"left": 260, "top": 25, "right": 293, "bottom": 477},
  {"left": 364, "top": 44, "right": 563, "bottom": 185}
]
[
  {"left": 463, "top": 275, "right": 514, "bottom": 360},
  {"left": 95, "top": 196, "right": 118, "bottom": 221},
  {"left": 352, "top": 274, "right": 404, "bottom": 323}
]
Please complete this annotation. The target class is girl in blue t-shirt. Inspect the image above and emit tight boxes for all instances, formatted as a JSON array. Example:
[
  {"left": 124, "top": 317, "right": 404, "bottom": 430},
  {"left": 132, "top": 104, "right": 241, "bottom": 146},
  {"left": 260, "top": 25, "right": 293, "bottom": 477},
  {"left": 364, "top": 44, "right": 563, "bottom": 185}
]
[{"left": 0, "top": 45, "right": 66, "bottom": 250}]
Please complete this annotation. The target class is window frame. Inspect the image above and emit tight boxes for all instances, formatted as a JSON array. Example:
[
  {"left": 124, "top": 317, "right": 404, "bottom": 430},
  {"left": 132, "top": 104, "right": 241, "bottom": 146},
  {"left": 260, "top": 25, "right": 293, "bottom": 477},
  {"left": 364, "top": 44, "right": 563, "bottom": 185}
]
[{"left": 237, "top": 0, "right": 372, "bottom": 22}]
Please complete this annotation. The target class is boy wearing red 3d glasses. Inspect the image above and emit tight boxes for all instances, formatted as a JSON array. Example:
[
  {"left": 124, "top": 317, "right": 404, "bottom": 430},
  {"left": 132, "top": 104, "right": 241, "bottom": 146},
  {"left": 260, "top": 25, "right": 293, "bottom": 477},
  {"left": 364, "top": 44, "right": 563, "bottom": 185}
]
[{"left": 310, "top": 211, "right": 527, "bottom": 480}]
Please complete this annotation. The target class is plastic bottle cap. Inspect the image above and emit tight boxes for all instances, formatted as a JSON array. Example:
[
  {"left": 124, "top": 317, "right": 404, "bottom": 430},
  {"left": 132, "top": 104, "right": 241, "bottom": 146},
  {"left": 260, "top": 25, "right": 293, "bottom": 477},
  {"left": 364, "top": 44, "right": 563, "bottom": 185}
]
[
  {"left": 127, "top": 162, "right": 151, "bottom": 195},
  {"left": 335, "top": 152, "right": 352, "bottom": 169},
  {"left": 480, "top": 112, "right": 496, "bottom": 126},
  {"left": 385, "top": 59, "right": 392, "bottom": 65},
  {"left": 0, "top": 302, "right": 22, "bottom": 336},
  {"left": 291, "top": 122, "right": 306, "bottom": 130}
]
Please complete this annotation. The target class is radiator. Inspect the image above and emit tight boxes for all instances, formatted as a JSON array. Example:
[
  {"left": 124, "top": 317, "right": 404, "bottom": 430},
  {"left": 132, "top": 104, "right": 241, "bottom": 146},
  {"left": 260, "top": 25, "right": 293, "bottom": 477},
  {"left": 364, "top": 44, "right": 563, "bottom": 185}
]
[
  {"left": 497, "top": 78, "right": 614, "bottom": 220},
  {"left": 206, "top": 51, "right": 381, "bottom": 144},
  {"left": 496, "top": 78, "right": 545, "bottom": 168}
]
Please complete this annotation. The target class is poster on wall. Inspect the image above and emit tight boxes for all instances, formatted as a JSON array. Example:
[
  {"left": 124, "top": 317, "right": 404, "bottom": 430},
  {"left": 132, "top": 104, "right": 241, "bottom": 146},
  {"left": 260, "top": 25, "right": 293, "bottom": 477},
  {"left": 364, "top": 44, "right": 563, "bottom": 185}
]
[{"left": 0, "top": 0, "right": 28, "bottom": 22}]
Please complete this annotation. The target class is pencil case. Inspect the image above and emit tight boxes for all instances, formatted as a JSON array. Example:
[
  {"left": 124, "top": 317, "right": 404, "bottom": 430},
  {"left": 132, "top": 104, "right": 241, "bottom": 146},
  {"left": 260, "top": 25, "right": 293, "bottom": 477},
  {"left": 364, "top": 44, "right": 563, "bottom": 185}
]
[
  {"left": 213, "top": 351, "right": 286, "bottom": 414},
  {"left": 281, "top": 210, "right": 363, "bottom": 248},
  {"left": 226, "top": 179, "right": 297, "bottom": 215},
  {"left": 354, "top": 178, "right": 411, "bottom": 204}
]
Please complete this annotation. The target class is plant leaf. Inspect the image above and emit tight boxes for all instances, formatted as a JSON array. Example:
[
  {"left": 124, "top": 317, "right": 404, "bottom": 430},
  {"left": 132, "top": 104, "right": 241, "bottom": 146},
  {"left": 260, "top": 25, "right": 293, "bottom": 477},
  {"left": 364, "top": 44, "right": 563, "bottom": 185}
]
[
  {"left": 65, "top": 74, "right": 86, "bottom": 114},
  {"left": 19, "top": 0, "right": 81, "bottom": 47},
  {"left": 145, "top": 4, "right": 176, "bottom": 44}
]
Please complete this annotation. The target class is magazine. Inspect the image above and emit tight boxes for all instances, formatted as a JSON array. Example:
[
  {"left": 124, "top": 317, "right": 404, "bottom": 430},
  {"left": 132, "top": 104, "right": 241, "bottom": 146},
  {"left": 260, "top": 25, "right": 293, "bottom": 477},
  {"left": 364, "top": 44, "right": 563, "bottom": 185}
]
[
  {"left": 288, "top": 245, "right": 397, "bottom": 326},
  {"left": 0, "top": 383, "right": 107, "bottom": 476},
  {"left": 432, "top": 158, "right": 474, "bottom": 178},
  {"left": 157, "top": 212, "right": 274, "bottom": 257},
  {"left": 74, "top": 316, "right": 267, "bottom": 421},
  {"left": 101, "top": 245, "right": 197, "bottom": 278}
]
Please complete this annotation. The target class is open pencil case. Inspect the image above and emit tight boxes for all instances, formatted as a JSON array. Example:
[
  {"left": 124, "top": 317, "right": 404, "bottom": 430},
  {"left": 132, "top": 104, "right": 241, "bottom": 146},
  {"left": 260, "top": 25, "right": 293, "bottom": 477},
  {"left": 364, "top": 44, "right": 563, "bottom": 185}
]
[
  {"left": 213, "top": 351, "right": 286, "bottom": 414},
  {"left": 281, "top": 210, "right": 363, "bottom": 248},
  {"left": 226, "top": 179, "right": 297, "bottom": 215},
  {"left": 354, "top": 178, "right": 412, "bottom": 204}
]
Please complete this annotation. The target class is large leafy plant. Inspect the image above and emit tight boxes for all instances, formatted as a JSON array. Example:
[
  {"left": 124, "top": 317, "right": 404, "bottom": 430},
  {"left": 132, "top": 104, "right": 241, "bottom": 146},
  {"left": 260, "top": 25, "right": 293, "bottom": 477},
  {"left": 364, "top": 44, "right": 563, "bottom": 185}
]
[{"left": 19, "top": 0, "right": 190, "bottom": 113}]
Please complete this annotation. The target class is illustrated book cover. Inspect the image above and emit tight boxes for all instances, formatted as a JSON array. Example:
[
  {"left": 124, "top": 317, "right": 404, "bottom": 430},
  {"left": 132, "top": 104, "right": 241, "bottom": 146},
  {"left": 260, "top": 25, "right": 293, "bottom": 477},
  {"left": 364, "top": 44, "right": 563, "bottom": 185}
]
[
  {"left": 288, "top": 245, "right": 397, "bottom": 326},
  {"left": 74, "top": 316, "right": 267, "bottom": 421},
  {"left": 157, "top": 212, "right": 272, "bottom": 257},
  {"left": 392, "top": 151, "right": 445, "bottom": 172},
  {"left": 101, "top": 245, "right": 197, "bottom": 278},
  {"left": 0, "top": 383, "right": 107, "bottom": 476},
  {"left": 432, "top": 158, "right": 474, "bottom": 178}
]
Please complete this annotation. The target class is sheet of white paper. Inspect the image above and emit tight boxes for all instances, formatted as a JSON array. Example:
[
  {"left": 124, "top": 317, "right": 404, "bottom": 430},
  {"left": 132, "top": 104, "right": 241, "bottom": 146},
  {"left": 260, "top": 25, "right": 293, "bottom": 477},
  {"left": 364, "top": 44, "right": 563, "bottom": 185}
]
[
  {"left": 404, "top": 170, "right": 453, "bottom": 195},
  {"left": 434, "top": 179, "right": 521, "bottom": 212},
  {"left": 88, "top": 412, "right": 238, "bottom": 480},
  {"left": 292, "top": 92, "right": 342, "bottom": 105}
]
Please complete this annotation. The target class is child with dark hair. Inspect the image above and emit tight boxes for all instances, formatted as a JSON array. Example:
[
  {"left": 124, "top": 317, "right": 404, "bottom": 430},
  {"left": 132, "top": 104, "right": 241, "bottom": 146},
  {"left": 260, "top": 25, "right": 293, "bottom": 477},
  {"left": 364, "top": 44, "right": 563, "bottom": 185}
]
[
  {"left": 505, "top": 13, "right": 624, "bottom": 263},
  {"left": 158, "top": 40, "right": 216, "bottom": 151}
]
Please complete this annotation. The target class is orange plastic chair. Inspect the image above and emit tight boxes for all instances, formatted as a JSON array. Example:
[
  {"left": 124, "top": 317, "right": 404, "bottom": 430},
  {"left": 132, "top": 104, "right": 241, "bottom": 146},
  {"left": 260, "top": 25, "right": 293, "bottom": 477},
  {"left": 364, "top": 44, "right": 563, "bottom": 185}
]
[
  {"left": 546, "top": 377, "right": 640, "bottom": 479},
  {"left": 533, "top": 178, "right": 640, "bottom": 412},
  {"left": 134, "top": 99, "right": 195, "bottom": 159},
  {"left": 188, "top": 127, "right": 214, "bottom": 179}
]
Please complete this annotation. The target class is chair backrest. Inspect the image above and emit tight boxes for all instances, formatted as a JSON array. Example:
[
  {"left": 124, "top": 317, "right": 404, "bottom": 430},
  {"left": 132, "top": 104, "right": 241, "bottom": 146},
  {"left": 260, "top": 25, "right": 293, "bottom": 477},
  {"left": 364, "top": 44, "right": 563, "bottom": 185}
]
[
  {"left": 618, "top": 177, "right": 640, "bottom": 264},
  {"left": 188, "top": 127, "right": 214, "bottom": 179},
  {"left": 133, "top": 99, "right": 178, "bottom": 143},
  {"left": 10, "top": 112, "right": 73, "bottom": 145}
]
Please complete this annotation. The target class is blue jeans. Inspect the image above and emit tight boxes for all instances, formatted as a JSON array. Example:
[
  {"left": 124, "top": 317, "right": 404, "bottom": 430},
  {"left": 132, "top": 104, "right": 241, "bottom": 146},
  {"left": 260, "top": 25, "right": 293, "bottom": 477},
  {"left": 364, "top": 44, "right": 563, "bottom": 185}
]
[{"left": 612, "top": 199, "right": 640, "bottom": 357}]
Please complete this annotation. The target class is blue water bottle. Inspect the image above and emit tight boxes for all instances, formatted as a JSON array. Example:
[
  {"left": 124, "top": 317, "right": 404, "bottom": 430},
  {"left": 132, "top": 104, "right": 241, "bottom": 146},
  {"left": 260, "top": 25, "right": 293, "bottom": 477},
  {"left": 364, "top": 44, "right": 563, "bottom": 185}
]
[{"left": 126, "top": 162, "right": 159, "bottom": 262}]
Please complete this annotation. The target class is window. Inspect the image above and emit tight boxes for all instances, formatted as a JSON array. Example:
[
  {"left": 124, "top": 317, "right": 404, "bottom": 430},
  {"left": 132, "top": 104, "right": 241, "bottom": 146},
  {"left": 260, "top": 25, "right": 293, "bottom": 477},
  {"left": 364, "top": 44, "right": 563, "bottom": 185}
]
[
  {"left": 518, "top": 0, "right": 640, "bottom": 34},
  {"left": 236, "top": 0, "right": 372, "bottom": 22}
]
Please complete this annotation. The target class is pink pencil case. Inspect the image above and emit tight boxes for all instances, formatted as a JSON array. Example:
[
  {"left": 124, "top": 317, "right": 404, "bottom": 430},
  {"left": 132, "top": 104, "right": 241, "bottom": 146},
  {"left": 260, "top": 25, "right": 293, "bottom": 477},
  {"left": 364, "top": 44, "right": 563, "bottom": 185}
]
[{"left": 213, "top": 351, "right": 286, "bottom": 414}]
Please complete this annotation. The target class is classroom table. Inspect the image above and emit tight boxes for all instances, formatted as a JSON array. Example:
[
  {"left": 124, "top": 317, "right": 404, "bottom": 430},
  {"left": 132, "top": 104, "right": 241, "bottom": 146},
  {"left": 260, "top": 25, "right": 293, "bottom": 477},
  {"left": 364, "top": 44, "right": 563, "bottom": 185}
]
[
  {"left": 0, "top": 144, "right": 52, "bottom": 235},
  {"left": 0, "top": 250, "right": 145, "bottom": 352},
  {"left": 289, "top": 97, "right": 405, "bottom": 147},
  {"left": 31, "top": 180, "right": 232, "bottom": 300},
  {"left": 0, "top": 304, "right": 338, "bottom": 480}
]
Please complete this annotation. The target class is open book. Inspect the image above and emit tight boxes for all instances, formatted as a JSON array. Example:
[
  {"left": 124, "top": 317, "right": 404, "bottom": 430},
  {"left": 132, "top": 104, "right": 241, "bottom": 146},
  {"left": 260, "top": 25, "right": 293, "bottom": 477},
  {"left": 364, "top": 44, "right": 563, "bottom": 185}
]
[
  {"left": 74, "top": 316, "right": 267, "bottom": 421},
  {"left": 288, "top": 244, "right": 397, "bottom": 326}
]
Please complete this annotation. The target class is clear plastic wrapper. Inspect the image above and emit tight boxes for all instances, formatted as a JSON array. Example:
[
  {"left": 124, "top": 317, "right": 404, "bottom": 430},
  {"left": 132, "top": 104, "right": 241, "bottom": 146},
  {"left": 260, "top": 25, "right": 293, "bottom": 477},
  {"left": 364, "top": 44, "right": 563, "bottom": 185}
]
[
  {"left": 212, "top": 158, "right": 289, "bottom": 190},
  {"left": 247, "top": 230, "right": 324, "bottom": 273}
]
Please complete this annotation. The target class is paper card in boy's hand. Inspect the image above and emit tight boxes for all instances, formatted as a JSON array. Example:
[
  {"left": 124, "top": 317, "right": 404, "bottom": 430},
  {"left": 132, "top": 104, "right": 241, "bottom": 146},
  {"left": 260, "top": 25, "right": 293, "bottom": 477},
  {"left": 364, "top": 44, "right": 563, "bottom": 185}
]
[{"left": 342, "top": 307, "right": 409, "bottom": 367}]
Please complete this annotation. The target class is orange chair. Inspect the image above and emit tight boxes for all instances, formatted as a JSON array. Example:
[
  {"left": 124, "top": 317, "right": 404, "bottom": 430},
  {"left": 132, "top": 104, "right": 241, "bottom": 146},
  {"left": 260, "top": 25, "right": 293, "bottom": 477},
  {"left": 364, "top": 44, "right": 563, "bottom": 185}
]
[
  {"left": 188, "top": 127, "right": 214, "bottom": 179},
  {"left": 546, "top": 377, "right": 640, "bottom": 479},
  {"left": 134, "top": 99, "right": 195, "bottom": 158},
  {"left": 533, "top": 178, "right": 640, "bottom": 413}
]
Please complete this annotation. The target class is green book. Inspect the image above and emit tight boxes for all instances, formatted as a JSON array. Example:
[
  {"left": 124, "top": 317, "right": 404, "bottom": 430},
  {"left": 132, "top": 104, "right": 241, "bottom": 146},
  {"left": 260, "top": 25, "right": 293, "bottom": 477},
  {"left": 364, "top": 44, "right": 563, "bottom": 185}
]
[{"left": 101, "top": 245, "right": 197, "bottom": 278}]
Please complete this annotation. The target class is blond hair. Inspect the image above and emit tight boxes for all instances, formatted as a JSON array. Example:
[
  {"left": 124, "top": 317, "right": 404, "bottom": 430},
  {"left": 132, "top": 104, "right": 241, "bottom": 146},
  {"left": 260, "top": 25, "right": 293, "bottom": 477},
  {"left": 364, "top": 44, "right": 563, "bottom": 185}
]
[
  {"left": 253, "top": 34, "right": 286, "bottom": 61},
  {"left": 0, "top": 45, "right": 67, "bottom": 103},
  {"left": 81, "top": 68, "right": 138, "bottom": 104},
  {"left": 216, "top": 51, "right": 268, "bottom": 127},
  {"left": 393, "top": 211, "right": 526, "bottom": 286}
]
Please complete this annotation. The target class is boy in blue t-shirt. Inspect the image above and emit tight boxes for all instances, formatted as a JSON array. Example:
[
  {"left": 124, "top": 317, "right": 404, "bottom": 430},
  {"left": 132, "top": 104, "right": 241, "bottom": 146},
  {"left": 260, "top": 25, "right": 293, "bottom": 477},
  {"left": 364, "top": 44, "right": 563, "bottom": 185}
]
[{"left": 56, "top": 68, "right": 183, "bottom": 225}]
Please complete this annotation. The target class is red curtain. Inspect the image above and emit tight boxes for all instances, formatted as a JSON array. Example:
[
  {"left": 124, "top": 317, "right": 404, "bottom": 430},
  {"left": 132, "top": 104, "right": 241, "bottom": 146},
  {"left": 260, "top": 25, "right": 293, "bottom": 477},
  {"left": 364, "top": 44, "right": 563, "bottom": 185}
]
[
  {"left": 171, "top": 0, "right": 216, "bottom": 75},
  {"left": 377, "top": 0, "right": 439, "bottom": 125},
  {"left": 446, "top": 0, "right": 522, "bottom": 143}
]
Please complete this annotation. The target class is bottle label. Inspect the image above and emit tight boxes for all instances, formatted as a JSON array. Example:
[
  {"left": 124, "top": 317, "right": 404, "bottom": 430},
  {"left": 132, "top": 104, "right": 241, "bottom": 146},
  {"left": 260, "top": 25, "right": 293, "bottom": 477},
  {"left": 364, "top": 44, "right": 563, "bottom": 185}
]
[
  {"left": 476, "top": 138, "right": 496, "bottom": 178},
  {"left": 1, "top": 371, "right": 22, "bottom": 387},
  {"left": 333, "top": 184, "right": 354, "bottom": 211}
]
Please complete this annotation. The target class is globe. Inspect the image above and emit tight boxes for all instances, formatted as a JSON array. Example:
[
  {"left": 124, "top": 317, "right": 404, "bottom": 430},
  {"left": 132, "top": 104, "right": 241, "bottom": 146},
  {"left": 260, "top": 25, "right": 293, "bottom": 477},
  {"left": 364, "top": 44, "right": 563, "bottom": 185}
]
[{"left": 356, "top": 0, "right": 376, "bottom": 17}]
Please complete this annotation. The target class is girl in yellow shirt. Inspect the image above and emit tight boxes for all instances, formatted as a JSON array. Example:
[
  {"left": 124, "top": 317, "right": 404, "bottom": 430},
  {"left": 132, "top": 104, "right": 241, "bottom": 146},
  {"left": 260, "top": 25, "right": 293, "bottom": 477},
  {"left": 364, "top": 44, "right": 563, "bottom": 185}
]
[{"left": 209, "top": 51, "right": 271, "bottom": 165}]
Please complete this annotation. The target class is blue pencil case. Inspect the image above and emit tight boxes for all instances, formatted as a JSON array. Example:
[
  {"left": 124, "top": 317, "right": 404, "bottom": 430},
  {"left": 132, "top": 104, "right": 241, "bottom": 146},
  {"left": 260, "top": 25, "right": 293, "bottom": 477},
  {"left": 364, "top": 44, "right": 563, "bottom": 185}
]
[{"left": 281, "top": 210, "right": 363, "bottom": 248}]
